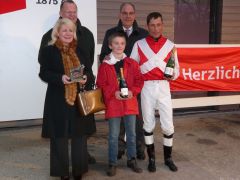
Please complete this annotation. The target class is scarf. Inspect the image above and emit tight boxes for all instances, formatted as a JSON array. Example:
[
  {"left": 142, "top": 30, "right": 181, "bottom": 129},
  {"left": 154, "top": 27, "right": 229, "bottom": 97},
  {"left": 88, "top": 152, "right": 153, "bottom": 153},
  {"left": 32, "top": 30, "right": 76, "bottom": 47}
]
[
  {"left": 103, "top": 52, "right": 127, "bottom": 65},
  {"left": 55, "top": 39, "right": 80, "bottom": 106}
]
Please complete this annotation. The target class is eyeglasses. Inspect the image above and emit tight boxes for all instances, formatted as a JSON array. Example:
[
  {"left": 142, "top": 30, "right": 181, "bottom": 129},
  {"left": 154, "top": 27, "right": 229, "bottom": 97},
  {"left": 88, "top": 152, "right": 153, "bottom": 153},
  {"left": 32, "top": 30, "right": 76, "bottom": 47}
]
[{"left": 121, "top": 12, "right": 135, "bottom": 16}]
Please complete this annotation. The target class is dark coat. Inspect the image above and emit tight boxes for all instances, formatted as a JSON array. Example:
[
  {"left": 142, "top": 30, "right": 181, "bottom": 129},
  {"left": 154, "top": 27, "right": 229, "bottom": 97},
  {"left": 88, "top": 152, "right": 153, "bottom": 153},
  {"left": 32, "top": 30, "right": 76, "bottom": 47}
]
[
  {"left": 99, "top": 20, "right": 148, "bottom": 63},
  {"left": 38, "top": 20, "right": 96, "bottom": 138},
  {"left": 39, "top": 45, "right": 95, "bottom": 138}
]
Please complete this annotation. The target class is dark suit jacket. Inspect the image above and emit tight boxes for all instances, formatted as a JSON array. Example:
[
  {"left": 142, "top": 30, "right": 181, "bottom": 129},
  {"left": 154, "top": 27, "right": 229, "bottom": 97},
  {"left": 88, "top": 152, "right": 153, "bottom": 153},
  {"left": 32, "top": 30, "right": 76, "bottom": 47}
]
[{"left": 99, "top": 20, "right": 148, "bottom": 63}]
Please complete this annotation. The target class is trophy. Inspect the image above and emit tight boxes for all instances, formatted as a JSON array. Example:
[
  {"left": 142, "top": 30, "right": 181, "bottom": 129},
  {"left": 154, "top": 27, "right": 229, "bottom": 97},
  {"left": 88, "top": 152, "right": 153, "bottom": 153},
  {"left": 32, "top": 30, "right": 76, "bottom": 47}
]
[{"left": 70, "top": 64, "right": 85, "bottom": 82}]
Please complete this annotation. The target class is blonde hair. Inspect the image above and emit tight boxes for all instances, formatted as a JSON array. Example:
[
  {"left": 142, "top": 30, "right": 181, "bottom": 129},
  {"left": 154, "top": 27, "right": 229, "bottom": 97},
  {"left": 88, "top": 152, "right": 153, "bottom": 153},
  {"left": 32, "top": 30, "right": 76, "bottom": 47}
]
[{"left": 48, "top": 18, "right": 77, "bottom": 45}]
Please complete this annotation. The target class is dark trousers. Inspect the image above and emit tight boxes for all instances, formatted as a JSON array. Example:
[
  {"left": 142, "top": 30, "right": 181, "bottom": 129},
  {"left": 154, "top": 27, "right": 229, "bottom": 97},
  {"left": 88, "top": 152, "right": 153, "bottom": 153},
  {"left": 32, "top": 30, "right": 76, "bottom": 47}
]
[
  {"left": 50, "top": 136, "right": 88, "bottom": 177},
  {"left": 118, "top": 94, "right": 145, "bottom": 154}
]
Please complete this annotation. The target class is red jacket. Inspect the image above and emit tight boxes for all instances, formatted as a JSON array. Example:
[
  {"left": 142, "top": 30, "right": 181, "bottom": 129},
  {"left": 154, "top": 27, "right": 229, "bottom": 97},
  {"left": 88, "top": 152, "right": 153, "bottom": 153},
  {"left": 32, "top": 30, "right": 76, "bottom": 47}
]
[{"left": 97, "top": 57, "right": 144, "bottom": 119}]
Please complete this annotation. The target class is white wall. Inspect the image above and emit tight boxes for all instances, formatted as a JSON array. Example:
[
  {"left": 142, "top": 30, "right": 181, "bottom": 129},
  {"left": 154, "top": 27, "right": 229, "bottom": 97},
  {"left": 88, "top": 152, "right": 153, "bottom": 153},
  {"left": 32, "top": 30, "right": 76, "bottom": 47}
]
[{"left": 0, "top": 0, "right": 97, "bottom": 121}]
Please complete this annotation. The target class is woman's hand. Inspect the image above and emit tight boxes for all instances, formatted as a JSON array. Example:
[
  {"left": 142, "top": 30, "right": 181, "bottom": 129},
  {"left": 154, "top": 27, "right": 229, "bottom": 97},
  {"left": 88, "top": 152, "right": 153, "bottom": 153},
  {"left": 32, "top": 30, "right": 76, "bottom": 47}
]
[
  {"left": 62, "top": 75, "right": 71, "bottom": 84},
  {"left": 79, "top": 75, "right": 87, "bottom": 85},
  {"left": 62, "top": 75, "right": 87, "bottom": 85}
]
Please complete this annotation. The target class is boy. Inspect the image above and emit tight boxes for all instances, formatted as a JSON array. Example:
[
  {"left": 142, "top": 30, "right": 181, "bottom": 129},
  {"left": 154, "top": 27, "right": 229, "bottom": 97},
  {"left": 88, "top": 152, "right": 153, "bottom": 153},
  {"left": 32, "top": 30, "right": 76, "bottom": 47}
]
[{"left": 97, "top": 32, "right": 144, "bottom": 176}]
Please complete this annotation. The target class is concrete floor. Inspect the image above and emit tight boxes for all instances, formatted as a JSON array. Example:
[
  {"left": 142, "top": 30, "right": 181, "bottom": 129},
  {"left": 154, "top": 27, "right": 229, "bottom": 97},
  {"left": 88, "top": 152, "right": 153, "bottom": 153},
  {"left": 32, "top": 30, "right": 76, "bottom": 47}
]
[{"left": 0, "top": 111, "right": 240, "bottom": 180}]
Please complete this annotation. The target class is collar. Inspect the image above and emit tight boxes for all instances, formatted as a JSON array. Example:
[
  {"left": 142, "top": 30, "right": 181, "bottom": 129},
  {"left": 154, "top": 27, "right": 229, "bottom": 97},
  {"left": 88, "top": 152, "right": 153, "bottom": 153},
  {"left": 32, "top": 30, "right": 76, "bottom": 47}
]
[
  {"left": 116, "top": 20, "right": 140, "bottom": 33},
  {"left": 103, "top": 52, "right": 127, "bottom": 65},
  {"left": 55, "top": 39, "right": 77, "bottom": 53},
  {"left": 146, "top": 35, "right": 164, "bottom": 43},
  {"left": 76, "top": 19, "right": 83, "bottom": 34},
  {"left": 123, "top": 26, "right": 133, "bottom": 32}
]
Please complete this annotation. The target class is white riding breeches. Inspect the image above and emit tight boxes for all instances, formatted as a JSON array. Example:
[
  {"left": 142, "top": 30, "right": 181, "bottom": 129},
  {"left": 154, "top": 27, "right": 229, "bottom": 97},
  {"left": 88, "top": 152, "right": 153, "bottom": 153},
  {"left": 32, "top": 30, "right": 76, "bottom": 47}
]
[{"left": 141, "top": 80, "right": 174, "bottom": 136}]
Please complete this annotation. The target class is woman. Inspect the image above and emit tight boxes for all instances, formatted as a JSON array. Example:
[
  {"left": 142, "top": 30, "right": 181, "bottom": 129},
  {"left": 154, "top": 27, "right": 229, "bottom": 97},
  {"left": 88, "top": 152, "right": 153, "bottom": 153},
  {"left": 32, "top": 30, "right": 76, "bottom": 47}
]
[
  {"left": 39, "top": 18, "right": 95, "bottom": 180},
  {"left": 96, "top": 32, "right": 144, "bottom": 176}
]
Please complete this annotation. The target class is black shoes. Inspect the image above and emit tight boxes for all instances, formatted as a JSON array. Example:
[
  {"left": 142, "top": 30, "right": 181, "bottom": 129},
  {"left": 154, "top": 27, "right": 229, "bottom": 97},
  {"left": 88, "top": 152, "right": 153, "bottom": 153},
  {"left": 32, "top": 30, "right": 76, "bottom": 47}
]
[
  {"left": 117, "top": 150, "right": 125, "bottom": 159},
  {"left": 88, "top": 152, "right": 96, "bottom": 164},
  {"left": 147, "top": 157, "right": 178, "bottom": 172},
  {"left": 137, "top": 151, "right": 146, "bottom": 160},
  {"left": 148, "top": 158, "right": 156, "bottom": 172},
  {"left": 106, "top": 165, "right": 117, "bottom": 176},
  {"left": 146, "top": 143, "right": 156, "bottom": 172},
  {"left": 107, "top": 158, "right": 142, "bottom": 176},
  {"left": 127, "top": 158, "right": 143, "bottom": 173},
  {"left": 165, "top": 158, "right": 178, "bottom": 172}
]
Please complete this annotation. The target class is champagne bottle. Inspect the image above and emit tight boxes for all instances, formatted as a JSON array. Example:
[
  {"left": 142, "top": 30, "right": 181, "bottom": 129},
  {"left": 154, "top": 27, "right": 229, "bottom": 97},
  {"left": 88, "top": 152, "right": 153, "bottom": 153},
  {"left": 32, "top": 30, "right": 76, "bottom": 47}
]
[
  {"left": 119, "top": 68, "right": 128, "bottom": 98},
  {"left": 164, "top": 51, "right": 175, "bottom": 78}
]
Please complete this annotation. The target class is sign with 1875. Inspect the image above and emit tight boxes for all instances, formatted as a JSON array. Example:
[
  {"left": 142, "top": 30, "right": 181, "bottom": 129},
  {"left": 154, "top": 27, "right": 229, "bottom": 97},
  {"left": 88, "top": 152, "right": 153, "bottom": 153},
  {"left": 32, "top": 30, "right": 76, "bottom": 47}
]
[{"left": 36, "top": 0, "right": 59, "bottom": 5}]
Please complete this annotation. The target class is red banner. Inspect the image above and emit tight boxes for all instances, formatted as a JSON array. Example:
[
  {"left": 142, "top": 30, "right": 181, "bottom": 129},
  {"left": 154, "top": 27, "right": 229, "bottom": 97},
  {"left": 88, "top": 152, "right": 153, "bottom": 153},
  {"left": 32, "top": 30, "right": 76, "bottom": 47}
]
[
  {"left": 171, "top": 46, "right": 240, "bottom": 91},
  {"left": 0, "top": 0, "right": 26, "bottom": 15}
]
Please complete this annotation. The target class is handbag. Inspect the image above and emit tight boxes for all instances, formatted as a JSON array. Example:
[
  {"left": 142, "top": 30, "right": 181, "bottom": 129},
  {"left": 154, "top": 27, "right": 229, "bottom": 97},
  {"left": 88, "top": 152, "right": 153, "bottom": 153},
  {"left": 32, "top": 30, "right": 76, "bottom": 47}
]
[{"left": 77, "top": 88, "right": 106, "bottom": 116}]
